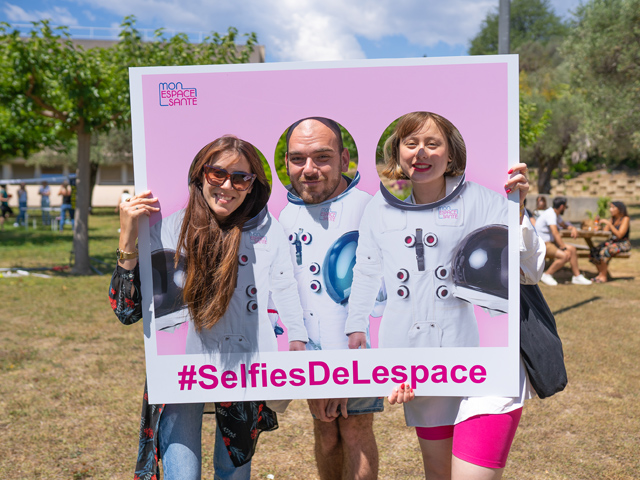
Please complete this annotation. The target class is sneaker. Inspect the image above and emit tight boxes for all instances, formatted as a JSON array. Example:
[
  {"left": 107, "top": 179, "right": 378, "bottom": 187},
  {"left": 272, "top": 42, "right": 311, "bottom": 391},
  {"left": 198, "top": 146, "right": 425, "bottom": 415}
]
[
  {"left": 540, "top": 273, "right": 558, "bottom": 286},
  {"left": 572, "top": 274, "right": 592, "bottom": 285}
]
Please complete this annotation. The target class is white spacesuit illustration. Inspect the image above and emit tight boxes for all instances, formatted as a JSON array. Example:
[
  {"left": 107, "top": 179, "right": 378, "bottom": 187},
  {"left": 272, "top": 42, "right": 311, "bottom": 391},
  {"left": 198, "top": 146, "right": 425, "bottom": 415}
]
[
  {"left": 345, "top": 175, "right": 510, "bottom": 350},
  {"left": 150, "top": 208, "right": 308, "bottom": 355},
  {"left": 278, "top": 172, "right": 381, "bottom": 351}
]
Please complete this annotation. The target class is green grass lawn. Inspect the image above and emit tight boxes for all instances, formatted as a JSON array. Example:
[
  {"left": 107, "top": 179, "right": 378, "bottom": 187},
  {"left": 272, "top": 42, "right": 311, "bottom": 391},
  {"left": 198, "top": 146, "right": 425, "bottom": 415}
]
[{"left": 1, "top": 207, "right": 639, "bottom": 479}]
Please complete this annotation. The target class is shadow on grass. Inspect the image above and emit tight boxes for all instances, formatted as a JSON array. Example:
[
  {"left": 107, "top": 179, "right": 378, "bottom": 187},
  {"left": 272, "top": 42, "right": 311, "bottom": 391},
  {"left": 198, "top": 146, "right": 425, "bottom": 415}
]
[
  {"left": 89, "top": 255, "right": 117, "bottom": 275},
  {"left": 552, "top": 296, "right": 602, "bottom": 316},
  {"left": 3, "top": 261, "right": 116, "bottom": 277},
  {"left": 0, "top": 230, "right": 113, "bottom": 247},
  {"left": 609, "top": 275, "right": 636, "bottom": 282}
]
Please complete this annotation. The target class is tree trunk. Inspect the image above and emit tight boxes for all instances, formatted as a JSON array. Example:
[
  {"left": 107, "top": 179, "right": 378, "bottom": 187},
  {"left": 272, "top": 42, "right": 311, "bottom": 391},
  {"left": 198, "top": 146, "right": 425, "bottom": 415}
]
[
  {"left": 72, "top": 129, "right": 92, "bottom": 275},
  {"left": 537, "top": 157, "right": 554, "bottom": 193},
  {"left": 535, "top": 147, "right": 566, "bottom": 195}
]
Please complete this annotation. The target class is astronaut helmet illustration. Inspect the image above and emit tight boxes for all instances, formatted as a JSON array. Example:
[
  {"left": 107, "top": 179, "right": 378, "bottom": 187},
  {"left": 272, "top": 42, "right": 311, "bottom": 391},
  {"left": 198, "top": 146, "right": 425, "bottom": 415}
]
[
  {"left": 451, "top": 224, "right": 509, "bottom": 314},
  {"left": 151, "top": 248, "right": 189, "bottom": 329},
  {"left": 322, "top": 230, "right": 359, "bottom": 305}
]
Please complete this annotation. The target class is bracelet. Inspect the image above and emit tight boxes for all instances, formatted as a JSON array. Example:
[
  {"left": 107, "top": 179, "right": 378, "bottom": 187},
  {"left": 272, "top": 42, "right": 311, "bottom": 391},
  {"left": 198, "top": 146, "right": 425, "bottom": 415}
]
[
  {"left": 519, "top": 204, "right": 525, "bottom": 219},
  {"left": 116, "top": 247, "right": 139, "bottom": 261}
]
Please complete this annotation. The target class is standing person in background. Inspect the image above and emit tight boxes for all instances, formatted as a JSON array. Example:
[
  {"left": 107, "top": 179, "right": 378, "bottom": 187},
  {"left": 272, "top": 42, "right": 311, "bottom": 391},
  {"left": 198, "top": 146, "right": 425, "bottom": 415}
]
[
  {"left": 69, "top": 178, "right": 77, "bottom": 224},
  {"left": 536, "top": 197, "right": 592, "bottom": 286},
  {"left": 58, "top": 179, "right": 74, "bottom": 231},
  {"left": 16, "top": 183, "right": 27, "bottom": 227},
  {"left": 116, "top": 189, "right": 132, "bottom": 232},
  {"left": 279, "top": 117, "right": 382, "bottom": 480},
  {"left": 0, "top": 185, "right": 12, "bottom": 230},
  {"left": 115, "top": 189, "right": 132, "bottom": 213},
  {"left": 590, "top": 201, "right": 631, "bottom": 283},
  {"left": 38, "top": 180, "right": 51, "bottom": 226}
]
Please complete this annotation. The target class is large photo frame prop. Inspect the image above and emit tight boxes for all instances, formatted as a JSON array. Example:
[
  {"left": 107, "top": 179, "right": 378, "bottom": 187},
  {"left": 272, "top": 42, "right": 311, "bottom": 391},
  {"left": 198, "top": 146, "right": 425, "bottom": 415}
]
[{"left": 129, "top": 56, "right": 521, "bottom": 404}]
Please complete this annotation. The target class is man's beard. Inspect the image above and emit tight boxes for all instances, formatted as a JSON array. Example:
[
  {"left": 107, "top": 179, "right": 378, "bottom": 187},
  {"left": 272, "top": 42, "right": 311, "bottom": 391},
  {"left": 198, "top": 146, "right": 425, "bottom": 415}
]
[{"left": 292, "top": 173, "right": 340, "bottom": 205}]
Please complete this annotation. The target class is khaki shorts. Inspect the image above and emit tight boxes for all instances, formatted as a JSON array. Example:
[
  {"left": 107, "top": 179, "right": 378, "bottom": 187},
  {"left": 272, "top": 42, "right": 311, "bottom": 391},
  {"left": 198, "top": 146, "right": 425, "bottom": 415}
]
[{"left": 545, "top": 241, "right": 562, "bottom": 258}]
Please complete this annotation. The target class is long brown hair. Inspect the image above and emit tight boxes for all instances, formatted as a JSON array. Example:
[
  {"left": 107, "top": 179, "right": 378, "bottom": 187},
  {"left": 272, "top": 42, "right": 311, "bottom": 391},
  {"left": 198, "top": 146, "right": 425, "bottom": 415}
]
[
  {"left": 177, "top": 136, "right": 270, "bottom": 332},
  {"left": 381, "top": 111, "right": 466, "bottom": 180}
]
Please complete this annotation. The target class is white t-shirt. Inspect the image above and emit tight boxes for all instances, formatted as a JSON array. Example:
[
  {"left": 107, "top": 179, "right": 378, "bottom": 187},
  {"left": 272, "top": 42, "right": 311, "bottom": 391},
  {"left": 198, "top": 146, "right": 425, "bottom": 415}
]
[{"left": 534, "top": 207, "right": 561, "bottom": 243}]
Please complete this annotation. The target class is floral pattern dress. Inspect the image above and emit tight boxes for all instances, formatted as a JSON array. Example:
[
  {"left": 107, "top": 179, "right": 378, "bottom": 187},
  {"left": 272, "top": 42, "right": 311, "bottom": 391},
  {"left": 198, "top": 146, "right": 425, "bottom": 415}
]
[
  {"left": 109, "top": 265, "right": 278, "bottom": 480},
  {"left": 589, "top": 218, "right": 631, "bottom": 265}
]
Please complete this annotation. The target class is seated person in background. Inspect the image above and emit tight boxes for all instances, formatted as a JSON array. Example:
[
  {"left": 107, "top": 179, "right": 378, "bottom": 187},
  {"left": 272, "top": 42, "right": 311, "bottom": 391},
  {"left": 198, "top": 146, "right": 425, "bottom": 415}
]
[
  {"left": 524, "top": 199, "right": 534, "bottom": 225},
  {"left": 536, "top": 197, "right": 592, "bottom": 286},
  {"left": 533, "top": 195, "right": 547, "bottom": 222},
  {"left": 590, "top": 201, "right": 631, "bottom": 283}
]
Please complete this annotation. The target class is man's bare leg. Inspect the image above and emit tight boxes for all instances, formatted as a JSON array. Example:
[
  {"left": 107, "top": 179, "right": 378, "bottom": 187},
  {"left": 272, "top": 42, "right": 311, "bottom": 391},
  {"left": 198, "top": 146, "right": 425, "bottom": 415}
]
[
  {"left": 566, "top": 244, "right": 582, "bottom": 276},
  {"left": 313, "top": 413, "right": 378, "bottom": 480},
  {"left": 546, "top": 250, "right": 570, "bottom": 276},
  {"left": 339, "top": 413, "right": 378, "bottom": 480},
  {"left": 314, "top": 418, "right": 343, "bottom": 479}
]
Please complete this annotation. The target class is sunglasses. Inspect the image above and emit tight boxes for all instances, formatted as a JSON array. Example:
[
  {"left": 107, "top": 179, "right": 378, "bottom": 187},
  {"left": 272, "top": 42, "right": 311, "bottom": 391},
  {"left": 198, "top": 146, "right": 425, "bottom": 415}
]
[{"left": 203, "top": 165, "right": 256, "bottom": 191}]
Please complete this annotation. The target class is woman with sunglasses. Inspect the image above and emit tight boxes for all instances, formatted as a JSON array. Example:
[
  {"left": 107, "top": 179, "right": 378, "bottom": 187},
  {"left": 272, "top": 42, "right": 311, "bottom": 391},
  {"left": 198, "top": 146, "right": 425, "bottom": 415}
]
[{"left": 109, "top": 135, "right": 307, "bottom": 480}]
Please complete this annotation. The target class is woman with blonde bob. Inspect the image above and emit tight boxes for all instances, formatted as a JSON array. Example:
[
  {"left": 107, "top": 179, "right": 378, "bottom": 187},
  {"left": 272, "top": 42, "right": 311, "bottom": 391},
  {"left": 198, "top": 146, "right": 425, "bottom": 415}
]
[
  {"left": 109, "top": 136, "right": 307, "bottom": 480},
  {"left": 346, "top": 112, "right": 545, "bottom": 480}
]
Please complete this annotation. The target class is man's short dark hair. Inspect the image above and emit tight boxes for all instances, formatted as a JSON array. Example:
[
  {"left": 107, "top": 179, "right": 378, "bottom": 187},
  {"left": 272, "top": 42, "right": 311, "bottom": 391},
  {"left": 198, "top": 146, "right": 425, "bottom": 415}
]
[
  {"left": 553, "top": 197, "right": 567, "bottom": 209},
  {"left": 285, "top": 117, "right": 344, "bottom": 153}
]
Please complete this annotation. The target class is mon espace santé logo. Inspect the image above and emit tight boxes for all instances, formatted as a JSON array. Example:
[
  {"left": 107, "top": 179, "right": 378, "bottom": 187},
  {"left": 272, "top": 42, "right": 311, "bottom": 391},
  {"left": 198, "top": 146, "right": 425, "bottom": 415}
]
[{"left": 159, "top": 81, "right": 198, "bottom": 106}]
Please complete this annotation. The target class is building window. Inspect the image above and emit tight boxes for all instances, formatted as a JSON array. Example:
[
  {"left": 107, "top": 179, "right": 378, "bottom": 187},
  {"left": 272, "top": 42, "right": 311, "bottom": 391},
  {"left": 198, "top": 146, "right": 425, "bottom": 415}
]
[
  {"left": 98, "top": 165, "right": 124, "bottom": 185},
  {"left": 11, "top": 165, "right": 36, "bottom": 180}
]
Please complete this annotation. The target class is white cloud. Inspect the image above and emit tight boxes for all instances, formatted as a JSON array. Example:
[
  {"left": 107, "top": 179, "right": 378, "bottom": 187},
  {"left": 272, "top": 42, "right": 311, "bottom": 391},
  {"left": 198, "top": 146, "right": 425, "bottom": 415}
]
[
  {"left": 3, "top": 3, "right": 79, "bottom": 25},
  {"left": 62, "top": 0, "right": 497, "bottom": 60},
  {"left": 3, "top": 3, "right": 36, "bottom": 22},
  {"left": 5, "top": 0, "right": 583, "bottom": 61},
  {"left": 83, "top": 9, "right": 96, "bottom": 22}
]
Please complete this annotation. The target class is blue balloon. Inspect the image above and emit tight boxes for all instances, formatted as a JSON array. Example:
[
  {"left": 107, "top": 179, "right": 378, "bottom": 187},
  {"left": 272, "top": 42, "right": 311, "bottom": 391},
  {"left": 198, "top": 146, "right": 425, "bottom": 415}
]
[{"left": 322, "top": 231, "right": 359, "bottom": 305}]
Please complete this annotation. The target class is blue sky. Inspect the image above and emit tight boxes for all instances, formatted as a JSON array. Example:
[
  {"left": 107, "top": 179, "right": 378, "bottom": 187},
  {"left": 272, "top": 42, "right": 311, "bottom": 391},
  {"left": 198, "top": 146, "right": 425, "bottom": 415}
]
[{"left": 3, "top": 1, "right": 583, "bottom": 62}]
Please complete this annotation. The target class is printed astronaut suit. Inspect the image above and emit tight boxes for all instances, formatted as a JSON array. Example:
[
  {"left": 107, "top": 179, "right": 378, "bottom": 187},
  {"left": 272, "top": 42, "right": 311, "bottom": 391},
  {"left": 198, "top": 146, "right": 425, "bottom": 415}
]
[
  {"left": 150, "top": 208, "right": 308, "bottom": 355},
  {"left": 278, "top": 172, "right": 379, "bottom": 351},
  {"left": 345, "top": 176, "right": 545, "bottom": 426}
]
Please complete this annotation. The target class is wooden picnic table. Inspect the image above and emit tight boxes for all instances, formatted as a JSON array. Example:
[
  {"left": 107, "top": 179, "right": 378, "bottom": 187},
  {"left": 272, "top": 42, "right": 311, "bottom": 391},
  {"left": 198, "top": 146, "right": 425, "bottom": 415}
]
[{"left": 561, "top": 228, "right": 612, "bottom": 249}]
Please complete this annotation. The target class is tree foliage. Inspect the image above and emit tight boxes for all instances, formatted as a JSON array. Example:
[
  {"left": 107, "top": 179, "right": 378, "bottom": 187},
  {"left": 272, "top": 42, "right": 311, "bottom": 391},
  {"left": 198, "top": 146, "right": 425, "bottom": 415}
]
[
  {"left": 469, "top": 0, "right": 568, "bottom": 55},
  {"left": 468, "top": 0, "right": 584, "bottom": 192},
  {"left": 520, "top": 65, "right": 584, "bottom": 192},
  {"left": 562, "top": 0, "right": 640, "bottom": 160},
  {"left": 0, "top": 18, "right": 257, "bottom": 274}
]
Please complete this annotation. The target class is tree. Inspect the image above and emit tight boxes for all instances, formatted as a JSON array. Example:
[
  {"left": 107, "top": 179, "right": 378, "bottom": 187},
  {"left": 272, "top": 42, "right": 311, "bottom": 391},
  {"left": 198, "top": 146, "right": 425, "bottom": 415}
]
[
  {"left": 0, "top": 18, "right": 257, "bottom": 274},
  {"left": 0, "top": 102, "right": 67, "bottom": 162},
  {"left": 562, "top": 0, "right": 640, "bottom": 161},
  {"left": 469, "top": 1, "right": 579, "bottom": 192},
  {"left": 469, "top": 0, "right": 568, "bottom": 55}
]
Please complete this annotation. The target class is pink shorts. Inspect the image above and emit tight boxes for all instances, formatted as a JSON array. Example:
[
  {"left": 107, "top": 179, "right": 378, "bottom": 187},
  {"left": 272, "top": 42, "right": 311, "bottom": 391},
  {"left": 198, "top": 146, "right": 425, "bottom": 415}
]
[{"left": 415, "top": 408, "right": 522, "bottom": 469}]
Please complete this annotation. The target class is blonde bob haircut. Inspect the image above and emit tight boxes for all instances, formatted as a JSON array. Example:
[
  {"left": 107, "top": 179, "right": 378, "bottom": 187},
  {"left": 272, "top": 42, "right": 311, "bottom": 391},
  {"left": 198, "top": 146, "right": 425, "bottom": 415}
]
[{"left": 381, "top": 112, "right": 466, "bottom": 180}]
